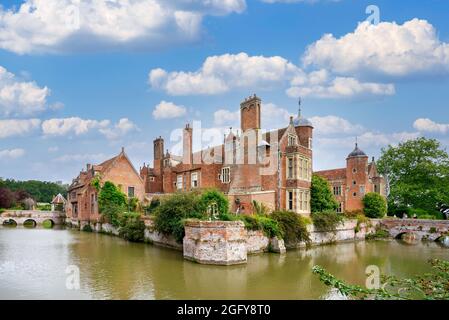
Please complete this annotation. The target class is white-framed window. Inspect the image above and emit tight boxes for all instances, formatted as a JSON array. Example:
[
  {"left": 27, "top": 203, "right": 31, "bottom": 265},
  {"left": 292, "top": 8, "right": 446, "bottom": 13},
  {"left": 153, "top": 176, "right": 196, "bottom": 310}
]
[
  {"left": 288, "top": 134, "right": 297, "bottom": 146},
  {"left": 308, "top": 137, "right": 313, "bottom": 149},
  {"left": 337, "top": 202, "right": 343, "bottom": 213},
  {"left": 287, "top": 157, "right": 294, "bottom": 179},
  {"left": 128, "top": 186, "right": 135, "bottom": 198},
  {"left": 333, "top": 185, "right": 342, "bottom": 196},
  {"left": 149, "top": 176, "right": 155, "bottom": 182},
  {"left": 176, "top": 175, "right": 183, "bottom": 190},
  {"left": 287, "top": 189, "right": 310, "bottom": 213},
  {"left": 221, "top": 167, "right": 231, "bottom": 184},
  {"left": 287, "top": 190, "right": 294, "bottom": 211},
  {"left": 191, "top": 172, "right": 199, "bottom": 188},
  {"left": 298, "top": 156, "right": 311, "bottom": 181}
]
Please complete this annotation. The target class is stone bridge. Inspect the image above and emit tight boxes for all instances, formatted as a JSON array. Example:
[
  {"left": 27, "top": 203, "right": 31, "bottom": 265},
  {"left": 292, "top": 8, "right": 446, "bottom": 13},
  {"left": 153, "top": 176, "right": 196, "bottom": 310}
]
[
  {"left": 0, "top": 210, "right": 66, "bottom": 227},
  {"left": 380, "top": 219, "right": 449, "bottom": 241}
]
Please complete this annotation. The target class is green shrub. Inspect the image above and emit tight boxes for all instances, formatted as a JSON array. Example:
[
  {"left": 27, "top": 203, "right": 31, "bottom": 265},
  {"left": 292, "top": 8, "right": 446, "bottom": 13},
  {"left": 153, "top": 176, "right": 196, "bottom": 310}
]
[
  {"left": 312, "top": 211, "right": 344, "bottom": 232},
  {"left": 252, "top": 200, "right": 270, "bottom": 215},
  {"left": 0, "top": 208, "right": 5, "bottom": 214},
  {"left": 127, "top": 197, "right": 140, "bottom": 212},
  {"left": 419, "top": 215, "right": 437, "bottom": 220},
  {"left": 198, "top": 189, "right": 229, "bottom": 219},
  {"left": 82, "top": 224, "right": 93, "bottom": 232},
  {"left": 98, "top": 182, "right": 127, "bottom": 227},
  {"left": 144, "top": 198, "right": 161, "bottom": 215},
  {"left": 153, "top": 192, "right": 205, "bottom": 242},
  {"left": 366, "top": 229, "right": 390, "bottom": 240},
  {"left": 239, "top": 215, "right": 282, "bottom": 238},
  {"left": 98, "top": 181, "right": 127, "bottom": 212},
  {"left": 363, "top": 193, "right": 387, "bottom": 218},
  {"left": 119, "top": 212, "right": 146, "bottom": 242},
  {"left": 37, "top": 203, "right": 51, "bottom": 211},
  {"left": 271, "top": 211, "right": 310, "bottom": 245}
]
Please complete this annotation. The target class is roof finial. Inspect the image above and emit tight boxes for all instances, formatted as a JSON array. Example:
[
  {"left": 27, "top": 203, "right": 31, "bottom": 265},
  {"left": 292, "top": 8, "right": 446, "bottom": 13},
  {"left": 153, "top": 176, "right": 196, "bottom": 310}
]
[
  {"left": 355, "top": 136, "right": 358, "bottom": 148},
  {"left": 298, "top": 96, "right": 302, "bottom": 118}
]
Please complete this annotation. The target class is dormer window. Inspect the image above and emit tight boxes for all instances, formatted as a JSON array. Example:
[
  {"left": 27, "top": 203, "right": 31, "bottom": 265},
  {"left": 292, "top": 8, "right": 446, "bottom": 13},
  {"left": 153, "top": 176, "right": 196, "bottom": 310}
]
[{"left": 288, "top": 134, "right": 297, "bottom": 146}]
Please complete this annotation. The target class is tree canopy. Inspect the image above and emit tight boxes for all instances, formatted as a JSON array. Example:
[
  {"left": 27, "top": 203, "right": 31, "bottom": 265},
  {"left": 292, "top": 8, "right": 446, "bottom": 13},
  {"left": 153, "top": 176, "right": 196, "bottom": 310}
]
[
  {"left": 377, "top": 137, "right": 449, "bottom": 215},
  {"left": 311, "top": 174, "right": 339, "bottom": 213},
  {"left": 0, "top": 178, "right": 67, "bottom": 203},
  {"left": 363, "top": 193, "right": 387, "bottom": 218}
]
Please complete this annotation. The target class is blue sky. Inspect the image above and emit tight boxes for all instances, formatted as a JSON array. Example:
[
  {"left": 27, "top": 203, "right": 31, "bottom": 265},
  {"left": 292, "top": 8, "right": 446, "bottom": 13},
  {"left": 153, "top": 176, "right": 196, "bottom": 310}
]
[{"left": 1, "top": 0, "right": 449, "bottom": 182}]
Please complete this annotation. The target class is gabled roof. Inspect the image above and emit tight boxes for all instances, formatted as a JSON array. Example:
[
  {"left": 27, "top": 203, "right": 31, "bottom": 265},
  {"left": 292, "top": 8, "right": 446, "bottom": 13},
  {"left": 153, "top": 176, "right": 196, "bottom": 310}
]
[
  {"left": 51, "top": 193, "right": 67, "bottom": 204},
  {"left": 315, "top": 168, "right": 347, "bottom": 181}
]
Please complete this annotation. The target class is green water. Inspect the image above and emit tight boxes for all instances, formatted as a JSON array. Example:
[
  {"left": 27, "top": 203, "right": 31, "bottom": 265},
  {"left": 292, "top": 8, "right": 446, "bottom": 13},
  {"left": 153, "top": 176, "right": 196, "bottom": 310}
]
[{"left": 0, "top": 227, "right": 448, "bottom": 300}]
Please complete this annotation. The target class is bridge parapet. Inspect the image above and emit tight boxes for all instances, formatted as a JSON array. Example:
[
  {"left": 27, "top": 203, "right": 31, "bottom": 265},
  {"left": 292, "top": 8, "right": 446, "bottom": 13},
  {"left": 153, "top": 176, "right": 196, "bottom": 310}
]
[
  {"left": 380, "top": 219, "right": 449, "bottom": 241},
  {"left": 0, "top": 210, "right": 66, "bottom": 226}
]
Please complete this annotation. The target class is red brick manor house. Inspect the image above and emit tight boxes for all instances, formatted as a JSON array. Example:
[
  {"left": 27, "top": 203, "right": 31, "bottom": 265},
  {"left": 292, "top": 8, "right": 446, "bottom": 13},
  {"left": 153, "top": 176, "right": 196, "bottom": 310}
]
[
  {"left": 67, "top": 94, "right": 385, "bottom": 225},
  {"left": 140, "top": 94, "right": 314, "bottom": 216}
]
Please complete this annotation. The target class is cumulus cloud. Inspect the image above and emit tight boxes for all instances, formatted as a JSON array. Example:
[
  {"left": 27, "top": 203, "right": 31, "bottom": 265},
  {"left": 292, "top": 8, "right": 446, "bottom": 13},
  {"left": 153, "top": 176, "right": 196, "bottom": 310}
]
[
  {"left": 287, "top": 72, "right": 395, "bottom": 99},
  {"left": 149, "top": 52, "right": 299, "bottom": 95},
  {"left": 303, "top": 19, "right": 449, "bottom": 78},
  {"left": 0, "top": 66, "right": 50, "bottom": 116},
  {"left": 0, "top": 119, "right": 41, "bottom": 138},
  {"left": 41, "top": 117, "right": 110, "bottom": 136},
  {"left": 153, "top": 101, "right": 187, "bottom": 119},
  {"left": 150, "top": 52, "right": 396, "bottom": 99},
  {"left": 309, "top": 115, "right": 364, "bottom": 135},
  {"left": 0, "top": 0, "right": 246, "bottom": 54},
  {"left": 0, "top": 148, "right": 25, "bottom": 160},
  {"left": 413, "top": 118, "right": 449, "bottom": 134},
  {"left": 99, "top": 118, "right": 139, "bottom": 140}
]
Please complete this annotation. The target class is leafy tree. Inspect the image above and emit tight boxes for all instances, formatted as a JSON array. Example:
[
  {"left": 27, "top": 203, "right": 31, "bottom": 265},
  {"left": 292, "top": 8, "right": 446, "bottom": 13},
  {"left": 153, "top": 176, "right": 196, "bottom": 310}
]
[
  {"left": 153, "top": 192, "right": 205, "bottom": 242},
  {"left": 363, "top": 193, "right": 387, "bottom": 218},
  {"left": 98, "top": 181, "right": 127, "bottom": 226},
  {"left": 271, "top": 211, "right": 311, "bottom": 245},
  {"left": 312, "top": 211, "right": 344, "bottom": 232},
  {"left": 377, "top": 138, "right": 449, "bottom": 215},
  {"left": 311, "top": 174, "right": 338, "bottom": 213},
  {"left": 313, "top": 259, "right": 449, "bottom": 300},
  {"left": 197, "top": 189, "right": 229, "bottom": 219},
  {"left": 0, "top": 178, "right": 67, "bottom": 203},
  {"left": 0, "top": 187, "right": 16, "bottom": 208},
  {"left": 98, "top": 181, "right": 127, "bottom": 211},
  {"left": 119, "top": 212, "right": 146, "bottom": 242}
]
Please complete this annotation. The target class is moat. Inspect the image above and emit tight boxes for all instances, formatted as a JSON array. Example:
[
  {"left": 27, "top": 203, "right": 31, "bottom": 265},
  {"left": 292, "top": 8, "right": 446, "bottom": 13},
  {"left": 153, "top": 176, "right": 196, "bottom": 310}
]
[{"left": 1, "top": 227, "right": 448, "bottom": 300}]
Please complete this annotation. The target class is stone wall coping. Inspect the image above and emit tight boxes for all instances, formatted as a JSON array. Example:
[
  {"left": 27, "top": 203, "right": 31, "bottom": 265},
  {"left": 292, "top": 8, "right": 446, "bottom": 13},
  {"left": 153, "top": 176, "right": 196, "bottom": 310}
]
[{"left": 184, "top": 219, "right": 245, "bottom": 228}]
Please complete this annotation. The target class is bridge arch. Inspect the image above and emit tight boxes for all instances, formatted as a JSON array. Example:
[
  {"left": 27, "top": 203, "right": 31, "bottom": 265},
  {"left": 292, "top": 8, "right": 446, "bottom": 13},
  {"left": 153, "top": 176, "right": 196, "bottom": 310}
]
[
  {"left": 23, "top": 219, "right": 37, "bottom": 228},
  {"left": 395, "top": 231, "right": 419, "bottom": 243},
  {"left": 2, "top": 219, "right": 17, "bottom": 227},
  {"left": 42, "top": 219, "right": 55, "bottom": 229}
]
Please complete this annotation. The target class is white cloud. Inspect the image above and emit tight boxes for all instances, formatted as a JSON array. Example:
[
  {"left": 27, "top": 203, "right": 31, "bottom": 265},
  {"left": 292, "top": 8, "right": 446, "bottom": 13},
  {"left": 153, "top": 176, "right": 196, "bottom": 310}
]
[
  {"left": 0, "top": 0, "right": 246, "bottom": 54},
  {"left": 287, "top": 75, "right": 395, "bottom": 99},
  {"left": 42, "top": 117, "right": 110, "bottom": 136},
  {"left": 149, "top": 52, "right": 299, "bottom": 95},
  {"left": 413, "top": 118, "right": 449, "bottom": 134},
  {"left": 0, "top": 66, "right": 50, "bottom": 116},
  {"left": 213, "top": 109, "right": 239, "bottom": 126},
  {"left": 150, "top": 52, "right": 396, "bottom": 99},
  {"left": 99, "top": 118, "right": 139, "bottom": 140},
  {"left": 303, "top": 19, "right": 449, "bottom": 78},
  {"left": 0, "top": 148, "right": 25, "bottom": 160},
  {"left": 153, "top": 101, "right": 187, "bottom": 119},
  {"left": 318, "top": 131, "right": 420, "bottom": 149},
  {"left": 48, "top": 146, "right": 59, "bottom": 152},
  {"left": 309, "top": 115, "right": 364, "bottom": 135},
  {"left": 0, "top": 119, "right": 41, "bottom": 138}
]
